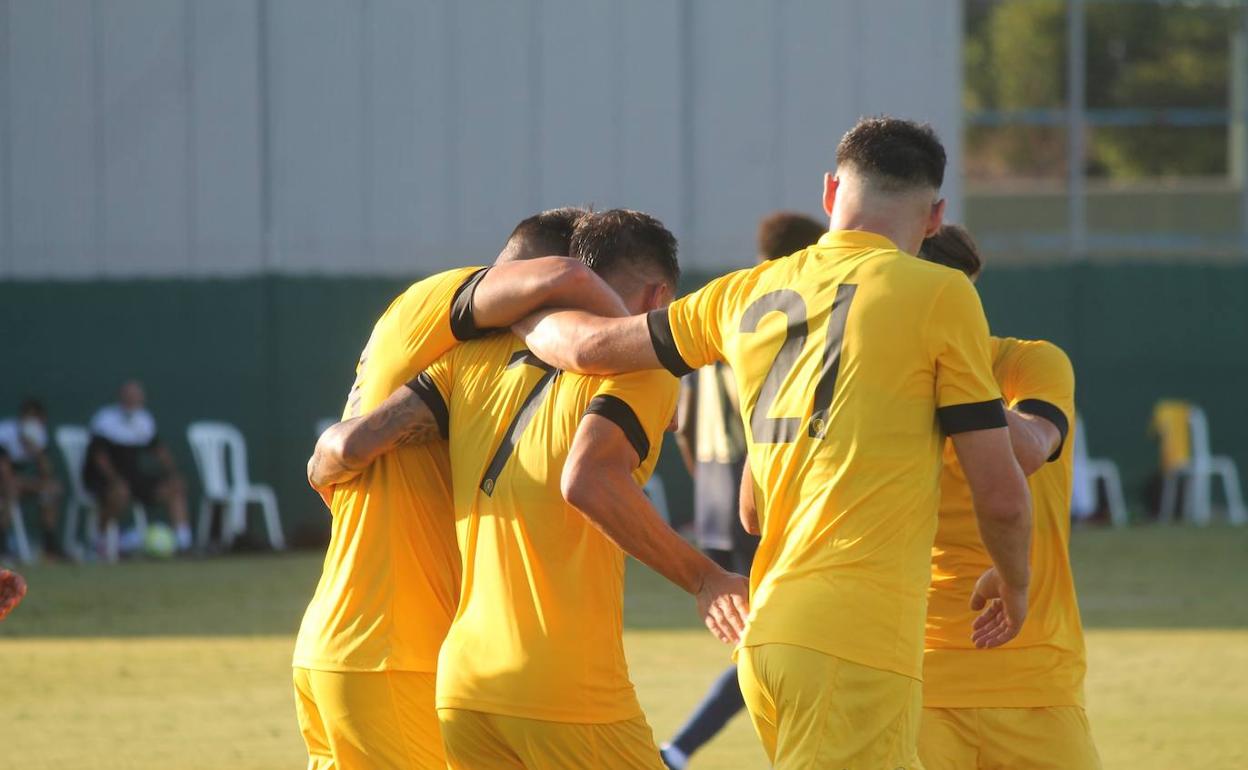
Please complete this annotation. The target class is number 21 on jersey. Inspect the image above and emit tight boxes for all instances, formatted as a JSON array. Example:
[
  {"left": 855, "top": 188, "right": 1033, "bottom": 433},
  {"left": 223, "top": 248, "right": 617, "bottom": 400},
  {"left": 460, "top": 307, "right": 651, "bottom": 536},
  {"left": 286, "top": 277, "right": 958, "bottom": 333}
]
[{"left": 740, "top": 284, "right": 856, "bottom": 444}]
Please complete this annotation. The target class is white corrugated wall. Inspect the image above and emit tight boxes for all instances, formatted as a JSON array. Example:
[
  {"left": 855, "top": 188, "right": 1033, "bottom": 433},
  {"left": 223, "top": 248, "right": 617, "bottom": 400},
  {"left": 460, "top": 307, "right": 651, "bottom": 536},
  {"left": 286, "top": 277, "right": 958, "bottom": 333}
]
[{"left": 0, "top": 0, "right": 962, "bottom": 279}]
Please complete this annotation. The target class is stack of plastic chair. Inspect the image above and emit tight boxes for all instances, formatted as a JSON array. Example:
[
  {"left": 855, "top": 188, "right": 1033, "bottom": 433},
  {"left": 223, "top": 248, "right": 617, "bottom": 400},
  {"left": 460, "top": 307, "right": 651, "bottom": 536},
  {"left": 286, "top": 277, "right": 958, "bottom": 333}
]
[
  {"left": 55, "top": 425, "right": 149, "bottom": 561},
  {"left": 1155, "top": 401, "right": 1247, "bottom": 526},
  {"left": 1070, "top": 416, "right": 1129, "bottom": 527},
  {"left": 187, "top": 421, "right": 285, "bottom": 550}
]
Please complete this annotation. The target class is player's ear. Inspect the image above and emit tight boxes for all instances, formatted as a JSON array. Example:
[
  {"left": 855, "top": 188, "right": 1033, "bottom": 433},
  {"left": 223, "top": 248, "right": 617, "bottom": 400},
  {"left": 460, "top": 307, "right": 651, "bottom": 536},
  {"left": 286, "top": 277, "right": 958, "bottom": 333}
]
[
  {"left": 822, "top": 173, "right": 838, "bottom": 217},
  {"left": 926, "top": 198, "right": 946, "bottom": 238},
  {"left": 642, "top": 282, "right": 669, "bottom": 313}
]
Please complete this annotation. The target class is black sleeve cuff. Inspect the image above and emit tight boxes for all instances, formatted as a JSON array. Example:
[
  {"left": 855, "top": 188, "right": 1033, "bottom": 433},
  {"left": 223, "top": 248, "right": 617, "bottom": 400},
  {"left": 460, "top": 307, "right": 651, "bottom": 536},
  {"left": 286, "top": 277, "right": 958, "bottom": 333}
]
[
  {"left": 405, "top": 373, "right": 450, "bottom": 440},
  {"left": 585, "top": 394, "right": 650, "bottom": 465},
  {"left": 646, "top": 308, "right": 694, "bottom": 377},
  {"left": 1015, "top": 399, "right": 1070, "bottom": 462},
  {"left": 448, "top": 267, "right": 492, "bottom": 341},
  {"left": 937, "top": 399, "right": 1007, "bottom": 435}
]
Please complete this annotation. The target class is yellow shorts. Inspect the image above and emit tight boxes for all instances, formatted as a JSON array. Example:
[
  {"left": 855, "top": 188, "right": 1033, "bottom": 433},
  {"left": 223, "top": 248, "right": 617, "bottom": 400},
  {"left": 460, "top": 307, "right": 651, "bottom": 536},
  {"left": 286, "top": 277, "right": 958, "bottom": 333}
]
[
  {"left": 738, "top": 643, "right": 924, "bottom": 770},
  {"left": 438, "top": 707, "right": 666, "bottom": 770},
  {"left": 919, "top": 706, "right": 1101, "bottom": 770},
  {"left": 292, "top": 667, "right": 445, "bottom": 770}
]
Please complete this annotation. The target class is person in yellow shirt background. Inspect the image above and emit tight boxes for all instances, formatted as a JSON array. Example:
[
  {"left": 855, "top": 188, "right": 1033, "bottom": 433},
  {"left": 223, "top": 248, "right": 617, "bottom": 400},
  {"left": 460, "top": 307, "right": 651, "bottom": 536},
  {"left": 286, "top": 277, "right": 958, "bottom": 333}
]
[
  {"left": 292, "top": 208, "right": 633, "bottom": 770},
  {"left": 513, "top": 117, "right": 1034, "bottom": 770},
  {"left": 919, "top": 224, "right": 1101, "bottom": 770},
  {"left": 660, "top": 210, "right": 826, "bottom": 770},
  {"left": 308, "top": 209, "right": 749, "bottom": 770}
]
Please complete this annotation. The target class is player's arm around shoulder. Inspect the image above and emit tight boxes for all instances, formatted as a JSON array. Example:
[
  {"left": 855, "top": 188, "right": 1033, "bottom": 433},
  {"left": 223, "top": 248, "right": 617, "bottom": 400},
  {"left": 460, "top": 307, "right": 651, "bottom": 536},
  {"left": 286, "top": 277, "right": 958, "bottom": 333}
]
[
  {"left": 514, "top": 310, "right": 660, "bottom": 376},
  {"left": 560, "top": 371, "right": 750, "bottom": 644},
  {"left": 516, "top": 264, "right": 752, "bottom": 376},
  {"left": 306, "top": 367, "right": 451, "bottom": 504},
  {"left": 470, "top": 258, "right": 629, "bottom": 332},
  {"left": 1003, "top": 339, "right": 1075, "bottom": 475}
]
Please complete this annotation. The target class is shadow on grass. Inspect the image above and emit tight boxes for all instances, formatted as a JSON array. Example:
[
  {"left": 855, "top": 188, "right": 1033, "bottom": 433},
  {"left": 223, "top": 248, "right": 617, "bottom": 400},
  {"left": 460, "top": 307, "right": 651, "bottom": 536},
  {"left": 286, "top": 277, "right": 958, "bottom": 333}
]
[{"left": 2, "top": 526, "right": 1244, "bottom": 638}]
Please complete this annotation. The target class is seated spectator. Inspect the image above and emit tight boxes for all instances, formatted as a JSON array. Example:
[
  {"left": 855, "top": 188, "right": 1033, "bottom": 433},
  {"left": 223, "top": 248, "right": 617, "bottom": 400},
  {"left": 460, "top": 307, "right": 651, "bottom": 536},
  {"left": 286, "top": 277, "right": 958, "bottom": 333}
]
[
  {"left": 0, "top": 399, "right": 65, "bottom": 560},
  {"left": 84, "top": 380, "right": 192, "bottom": 560}
]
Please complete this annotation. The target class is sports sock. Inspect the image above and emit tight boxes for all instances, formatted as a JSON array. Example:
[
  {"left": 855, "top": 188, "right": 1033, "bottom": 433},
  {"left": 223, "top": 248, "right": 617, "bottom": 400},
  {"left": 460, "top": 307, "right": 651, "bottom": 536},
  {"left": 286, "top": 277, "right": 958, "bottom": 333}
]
[
  {"left": 175, "top": 523, "right": 192, "bottom": 550},
  {"left": 659, "top": 743, "right": 689, "bottom": 770}
]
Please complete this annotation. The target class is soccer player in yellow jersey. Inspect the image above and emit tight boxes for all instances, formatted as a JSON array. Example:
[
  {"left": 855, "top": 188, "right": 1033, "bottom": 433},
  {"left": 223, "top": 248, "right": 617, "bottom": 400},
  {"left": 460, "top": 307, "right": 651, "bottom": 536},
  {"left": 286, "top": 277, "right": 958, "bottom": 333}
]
[
  {"left": 310, "top": 209, "right": 750, "bottom": 769},
  {"left": 292, "top": 208, "right": 636, "bottom": 770},
  {"left": 918, "top": 225, "right": 1101, "bottom": 770},
  {"left": 515, "top": 118, "right": 1034, "bottom": 769}
]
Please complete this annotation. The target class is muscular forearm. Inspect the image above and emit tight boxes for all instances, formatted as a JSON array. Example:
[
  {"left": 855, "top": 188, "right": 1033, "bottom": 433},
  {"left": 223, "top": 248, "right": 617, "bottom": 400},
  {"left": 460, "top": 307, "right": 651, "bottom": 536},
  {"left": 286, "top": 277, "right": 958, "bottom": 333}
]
[
  {"left": 307, "top": 419, "right": 369, "bottom": 489},
  {"left": 952, "top": 428, "right": 1033, "bottom": 590},
  {"left": 474, "top": 259, "right": 628, "bottom": 330},
  {"left": 539, "top": 264, "right": 629, "bottom": 320},
  {"left": 566, "top": 470, "right": 721, "bottom": 595},
  {"left": 516, "top": 310, "right": 658, "bottom": 376},
  {"left": 974, "top": 488, "right": 1032, "bottom": 589},
  {"left": 307, "top": 385, "right": 442, "bottom": 490},
  {"left": 1004, "top": 409, "right": 1059, "bottom": 476}
]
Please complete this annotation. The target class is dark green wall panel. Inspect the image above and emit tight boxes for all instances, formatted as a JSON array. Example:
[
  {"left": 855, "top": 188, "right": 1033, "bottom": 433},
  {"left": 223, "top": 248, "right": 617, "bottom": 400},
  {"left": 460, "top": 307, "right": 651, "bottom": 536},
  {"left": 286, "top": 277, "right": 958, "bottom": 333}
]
[{"left": 2, "top": 264, "right": 1245, "bottom": 543}]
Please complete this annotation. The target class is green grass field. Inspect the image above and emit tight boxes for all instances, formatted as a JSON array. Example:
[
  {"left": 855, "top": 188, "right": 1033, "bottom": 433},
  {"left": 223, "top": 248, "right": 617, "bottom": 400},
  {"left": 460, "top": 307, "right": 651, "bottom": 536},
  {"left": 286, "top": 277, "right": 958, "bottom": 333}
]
[{"left": 2, "top": 525, "right": 1246, "bottom": 769}]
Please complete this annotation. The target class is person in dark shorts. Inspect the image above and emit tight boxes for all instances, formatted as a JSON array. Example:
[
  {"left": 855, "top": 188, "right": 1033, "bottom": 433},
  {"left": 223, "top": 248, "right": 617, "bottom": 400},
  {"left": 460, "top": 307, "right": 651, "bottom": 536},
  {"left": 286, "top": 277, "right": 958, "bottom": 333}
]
[
  {"left": 661, "top": 211, "right": 826, "bottom": 769},
  {"left": 84, "top": 380, "right": 192, "bottom": 561},
  {"left": 0, "top": 399, "right": 65, "bottom": 561}
]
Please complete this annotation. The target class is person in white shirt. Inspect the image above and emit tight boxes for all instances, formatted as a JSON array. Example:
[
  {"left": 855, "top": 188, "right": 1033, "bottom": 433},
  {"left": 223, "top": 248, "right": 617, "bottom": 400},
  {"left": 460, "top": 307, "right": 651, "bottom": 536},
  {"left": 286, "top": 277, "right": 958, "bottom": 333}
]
[
  {"left": 0, "top": 399, "right": 65, "bottom": 560},
  {"left": 83, "top": 381, "right": 191, "bottom": 560}
]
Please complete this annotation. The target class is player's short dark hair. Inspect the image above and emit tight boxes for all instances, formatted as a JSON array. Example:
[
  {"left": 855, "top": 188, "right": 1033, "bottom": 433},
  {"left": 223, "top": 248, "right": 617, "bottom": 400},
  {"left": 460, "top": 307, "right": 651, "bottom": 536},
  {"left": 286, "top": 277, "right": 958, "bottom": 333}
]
[
  {"left": 836, "top": 117, "right": 946, "bottom": 193},
  {"left": 18, "top": 398, "right": 46, "bottom": 419},
  {"left": 570, "top": 209, "right": 680, "bottom": 286},
  {"left": 920, "top": 224, "right": 982, "bottom": 279},
  {"left": 756, "top": 211, "right": 826, "bottom": 261},
  {"left": 505, "top": 206, "right": 590, "bottom": 258}
]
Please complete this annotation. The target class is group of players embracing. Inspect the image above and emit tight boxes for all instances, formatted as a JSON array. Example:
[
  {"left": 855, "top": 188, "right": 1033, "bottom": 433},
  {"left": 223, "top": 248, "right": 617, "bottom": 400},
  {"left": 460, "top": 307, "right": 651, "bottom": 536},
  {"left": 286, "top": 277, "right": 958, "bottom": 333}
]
[{"left": 293, "top": 116, "right": 1099, "bottom": 770}]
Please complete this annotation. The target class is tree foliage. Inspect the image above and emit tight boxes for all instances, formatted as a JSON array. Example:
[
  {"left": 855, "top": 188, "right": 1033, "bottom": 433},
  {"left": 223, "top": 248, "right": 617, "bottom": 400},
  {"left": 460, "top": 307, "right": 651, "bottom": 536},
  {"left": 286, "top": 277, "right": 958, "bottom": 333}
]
[{"left": 965, "top": 0, "right": 1235, "bottom": 180}]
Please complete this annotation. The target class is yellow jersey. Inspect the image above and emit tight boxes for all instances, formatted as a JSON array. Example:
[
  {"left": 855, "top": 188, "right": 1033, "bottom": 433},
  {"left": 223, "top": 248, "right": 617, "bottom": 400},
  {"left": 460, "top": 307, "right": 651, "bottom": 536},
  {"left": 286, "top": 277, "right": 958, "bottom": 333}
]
[
  {"left": 924, "top": 336, "right": 1086, "bottom": 708},
  {"left": 293, "top": 266, "right": 489, "bottom": 673},
  {"left": 412, "top": 334, "right": 679, "bottom": 723},
  {"left": 649, "top": 229, "right": 1005, "bottom": 680}
]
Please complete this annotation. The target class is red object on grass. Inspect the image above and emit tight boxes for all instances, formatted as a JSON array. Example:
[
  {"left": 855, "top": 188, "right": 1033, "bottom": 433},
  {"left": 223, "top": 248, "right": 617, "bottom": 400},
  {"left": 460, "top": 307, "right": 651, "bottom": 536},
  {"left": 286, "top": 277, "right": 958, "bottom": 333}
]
[{"left": 0, "top": 569, "right": 27, "bottom": 620}]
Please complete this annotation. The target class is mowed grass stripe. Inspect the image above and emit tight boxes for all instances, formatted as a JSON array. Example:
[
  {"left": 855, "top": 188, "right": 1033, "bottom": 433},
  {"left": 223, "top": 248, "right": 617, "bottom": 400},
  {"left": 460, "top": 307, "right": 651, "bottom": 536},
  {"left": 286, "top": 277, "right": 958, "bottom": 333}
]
[{"left": 1, "top": 526, "right": 1245, "bottom": 769}]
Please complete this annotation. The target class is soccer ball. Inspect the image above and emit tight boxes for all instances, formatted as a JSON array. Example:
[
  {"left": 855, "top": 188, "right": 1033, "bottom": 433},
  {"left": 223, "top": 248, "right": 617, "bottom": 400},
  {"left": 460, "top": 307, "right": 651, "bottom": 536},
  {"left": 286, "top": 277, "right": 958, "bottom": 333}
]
[{"left": 144, "top": 524, "right": 178, "bottom": 559}]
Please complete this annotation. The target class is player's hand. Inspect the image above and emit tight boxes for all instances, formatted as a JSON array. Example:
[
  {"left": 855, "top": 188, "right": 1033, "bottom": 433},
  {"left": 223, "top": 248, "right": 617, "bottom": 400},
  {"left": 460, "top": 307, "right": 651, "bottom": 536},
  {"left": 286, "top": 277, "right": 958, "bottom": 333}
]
[
  {"left": 696, "top": 569, "right": 750, "bottom": 645},
  {"left": 306, "top": 456, "right": 335, "bottom": 509},
  {"left": 970, "top": 567, "right": 1028, "bottom": 648},
  {"left": 0, "top": 569, "right": 28, "bottom": 620}
]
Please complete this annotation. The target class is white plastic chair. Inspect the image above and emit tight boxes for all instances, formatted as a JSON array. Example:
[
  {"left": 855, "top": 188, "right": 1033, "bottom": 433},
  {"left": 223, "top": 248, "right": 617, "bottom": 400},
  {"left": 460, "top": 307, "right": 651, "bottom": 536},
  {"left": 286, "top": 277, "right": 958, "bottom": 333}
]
[
  {"left": 1158, "top": 406, "right": 1247, "bottom": 526},
  {"left": 187, "top": 421, "right": 285, "bottom": 550},
  {"left": 1071, "top": 417, "right": 1129, "bottom": 527},
  {"left": 3, "top": 499, "right": 34, "bottom": 564},
  {"left": 56, "top": 425, "right": 149, "bottom": 560}
]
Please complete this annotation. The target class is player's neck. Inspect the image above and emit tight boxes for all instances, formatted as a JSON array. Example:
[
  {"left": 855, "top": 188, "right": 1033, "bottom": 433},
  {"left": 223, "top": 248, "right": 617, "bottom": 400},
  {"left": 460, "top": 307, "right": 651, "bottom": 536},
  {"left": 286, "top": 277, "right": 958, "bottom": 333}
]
[
  {"left": 828, "top": 215, "right": 924, "bottom": 256},
  {"left": 829, "top": 193, "right": 927, "bottom": 255}
]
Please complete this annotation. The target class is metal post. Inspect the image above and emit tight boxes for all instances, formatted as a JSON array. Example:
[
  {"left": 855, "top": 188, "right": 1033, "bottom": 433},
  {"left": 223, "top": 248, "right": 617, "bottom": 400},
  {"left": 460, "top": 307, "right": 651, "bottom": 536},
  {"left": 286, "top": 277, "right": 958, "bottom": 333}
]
[
  {"left": 1066, "top": 0, "right": 1087, "bottom": 260},
  {"left": 1232, "top": 2, "right": 1248, "bottom": 254}
]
